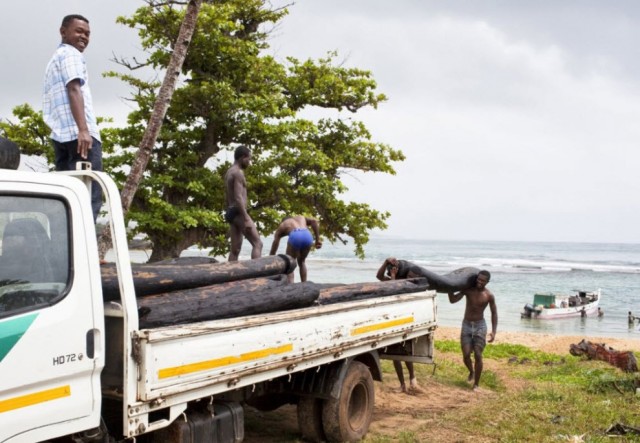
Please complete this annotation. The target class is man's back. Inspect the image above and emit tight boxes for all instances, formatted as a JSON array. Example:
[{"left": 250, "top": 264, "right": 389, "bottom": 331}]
[{"left": 278, "top": 216, "right": 308, "bottom": 235}]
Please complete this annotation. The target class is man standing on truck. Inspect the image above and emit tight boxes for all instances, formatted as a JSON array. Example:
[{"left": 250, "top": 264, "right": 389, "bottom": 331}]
[
  {"left": 224, "top": 145, "right": 263, "bottom": 261},
  {"left": 448, "top": 270, "right": 497, "bottom": 391},
  {"left": 43, "top": 14, "right": 102, "bottom": 222},
  {"left": 376, "top": 257, "right": 422, "bottom": 394},
  {"left": 269, "top": 215, "right": 322, "bottom": 282}
]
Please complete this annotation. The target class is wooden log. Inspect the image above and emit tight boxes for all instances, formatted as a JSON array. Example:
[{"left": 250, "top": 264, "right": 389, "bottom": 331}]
[
  {"left": 138, "top": 276, "right": 319, "bottom": 328},
  {"left": 152, "top": 256, "right": 218, "bottom": 265},
  {"left": 101, "top": 254, "right": 296, "bottom": 301},
  {"left": 396, "top": 262, "right": 479, "bottom": 293},
  {"left": 317, "top": 278, "right": 430, "bottom": 305},
  {"left": 569, "top": 339, "right": 638, "bottom": 372}
]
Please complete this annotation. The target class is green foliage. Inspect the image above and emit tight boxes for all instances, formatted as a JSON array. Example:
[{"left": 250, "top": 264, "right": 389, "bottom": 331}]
[
  {"left": 0, "top": 103, "right": 117, "bottom": 171},
  {"left": 108, "top": 0, "right": 403, "bottom": 260},
  {"left": 0, "top": 104, "right": 53, "bottom": 166}
]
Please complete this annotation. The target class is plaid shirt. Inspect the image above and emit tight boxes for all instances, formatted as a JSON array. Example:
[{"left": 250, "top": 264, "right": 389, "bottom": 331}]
[{"left": 43, "top": 43, "right": 100, "bottom": 143}]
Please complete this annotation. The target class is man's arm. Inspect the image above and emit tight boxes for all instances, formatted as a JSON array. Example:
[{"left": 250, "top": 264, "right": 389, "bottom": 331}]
[
  {"left": 488, "top": 293, "right": 498, "bottom": 342},
  {"left": 307, "top": 218, "right": 322, "bottom": 249},
  {"left": 66, "top": 79, "right": 92, "bottom": 159},
  {"left": 448, "top": 291, "right": 465, "bottom": 304},
  {"left": 269, "top": 226, "right": 284, "bottom": 255},
  {"left": 376, "top": 257, "right": 397, "bottom": 281}
]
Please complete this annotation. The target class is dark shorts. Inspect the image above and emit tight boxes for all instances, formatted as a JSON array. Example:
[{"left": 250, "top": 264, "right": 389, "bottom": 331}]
[
  {"left": 53, "top": 137, "right": 103, "bottom": 222},
  {"left": 288, "top": 228, "right": 313, "bottom": 251},
  {"left": 225, "top": 206, "right": 240, "bottom": 224},
  {"left": 460, "top": 319, "right": 487, "bottom": 352}
]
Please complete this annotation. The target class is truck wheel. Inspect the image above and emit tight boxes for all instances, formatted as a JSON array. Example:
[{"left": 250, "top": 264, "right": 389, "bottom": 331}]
[
  {"left": 297, "top": 396, "right": 326, "bottom": 442},
  {"left": 322, "top": 361, "right": 374, "bottom": 442}
]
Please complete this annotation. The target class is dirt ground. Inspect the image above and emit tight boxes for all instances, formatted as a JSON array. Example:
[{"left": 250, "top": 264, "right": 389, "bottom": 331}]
[{"left": 243, "top": 327, "right": 639, "bottom": 442}]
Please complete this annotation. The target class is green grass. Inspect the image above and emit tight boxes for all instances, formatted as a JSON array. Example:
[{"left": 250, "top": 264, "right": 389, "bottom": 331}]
[{"left": 425, "top": 340, "right": 640, "bottom": 442}]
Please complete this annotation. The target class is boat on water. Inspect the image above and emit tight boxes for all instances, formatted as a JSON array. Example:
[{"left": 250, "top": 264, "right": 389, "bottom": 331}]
[{"left": 521, "top": 289, "right": 601, "bottom": 319}]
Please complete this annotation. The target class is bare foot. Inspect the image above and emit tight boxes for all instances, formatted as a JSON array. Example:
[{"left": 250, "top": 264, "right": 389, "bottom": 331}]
[
  {"left": 472, "top": 384, "right": 479, "bottom": 392},
  {"left": 408, "top": 378, "right": 425, "bottom": 394},
  {"left": 467, "top": 372, "right": 474, "bottom": 383},
  {"left": 396, "top": 384, "right": 407, "bottom": 394}
]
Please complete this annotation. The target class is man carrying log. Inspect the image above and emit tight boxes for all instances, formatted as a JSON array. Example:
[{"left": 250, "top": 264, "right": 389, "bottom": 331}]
[
  {"left": 448, "top": 270, "right": 498, "bottom": 391},
  {"left": 269, "top": 216, "right": 322, "bottom": 283},
  {"left": 376, "top": 257, "right": 422, "bottom": 394},
  {"left": 376, "top": 257, "right": 423, "bottom": 281},
  {"left": 224, "top": 145, "right": 263, "bottom": 261}
]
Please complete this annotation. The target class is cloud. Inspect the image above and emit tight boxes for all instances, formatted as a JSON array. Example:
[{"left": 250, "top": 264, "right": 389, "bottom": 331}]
[{"left": 2, "top": 0, "right": 639, "bottom": 243}]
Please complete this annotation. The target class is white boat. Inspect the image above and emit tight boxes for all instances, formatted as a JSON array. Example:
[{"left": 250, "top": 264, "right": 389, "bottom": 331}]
[{"left": 521, "top": 289, "right": 601, "bottom": 319}]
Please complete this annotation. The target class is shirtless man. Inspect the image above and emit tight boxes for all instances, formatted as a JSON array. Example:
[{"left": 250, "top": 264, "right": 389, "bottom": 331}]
[
  {"left": 224, "top": 145, "right": 262, "bottom": 261},
  {"left": 269, "top": 216, "right": 322, "bottom": 282},
  {"left": 376, "top": 257, "right": 422, "bottom": 393},
  {"left": 448, "top": 270, "right": 497, "bottom": 391},
  {"left": 376, "top": 257, "right": 423, "bottom": 281}
]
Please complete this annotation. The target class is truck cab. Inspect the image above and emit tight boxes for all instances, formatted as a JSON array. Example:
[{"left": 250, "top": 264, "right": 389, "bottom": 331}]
[
  {"left": 0, "top": 169, "right": 437, "bottom": 443},
  {"left": 0, "top": 170, "right": 105, "bottom": 442}
]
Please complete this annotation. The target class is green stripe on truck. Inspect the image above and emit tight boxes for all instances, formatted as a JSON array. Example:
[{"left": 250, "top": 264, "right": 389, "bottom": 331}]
[{"left": 0, "top": 313, "right": 38, "bottom": 362}]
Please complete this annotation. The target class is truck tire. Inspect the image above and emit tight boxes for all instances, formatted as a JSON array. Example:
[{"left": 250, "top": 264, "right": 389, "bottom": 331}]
[
  {"left": 297, "top": 396, "right": 326, "bottom": 442},
  {"left": 321, "top": 361, "right": 374, "bottom": 442}
]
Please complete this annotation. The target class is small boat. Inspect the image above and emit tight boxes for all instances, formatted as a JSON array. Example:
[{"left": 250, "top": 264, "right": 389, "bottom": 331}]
[{"left": 521, "top": 289, "right": 601, "bottom": 319}]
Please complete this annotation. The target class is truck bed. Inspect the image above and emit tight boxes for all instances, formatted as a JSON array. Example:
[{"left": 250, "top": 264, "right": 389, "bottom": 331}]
[{"left": 104, "top": 290, "right": 436, "bottom": 407}]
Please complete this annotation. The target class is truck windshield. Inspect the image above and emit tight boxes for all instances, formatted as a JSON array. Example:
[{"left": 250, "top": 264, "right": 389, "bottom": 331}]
[{"left": 0, "top": 195, "right": 69, "bottom": 317}]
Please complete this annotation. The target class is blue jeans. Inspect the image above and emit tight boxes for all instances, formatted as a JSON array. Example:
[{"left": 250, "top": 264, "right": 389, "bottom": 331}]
[{"left": 53, "top": 137, "right": 103, "bottom": 222}]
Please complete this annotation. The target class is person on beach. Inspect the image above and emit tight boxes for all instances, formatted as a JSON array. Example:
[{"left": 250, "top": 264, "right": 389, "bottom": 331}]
[
  {"left": 448, "top": 270, "right": 497, "bottom": 391},
  {"left": 224, "top": 145, "right": 262, "bottom": 261},
  {"left": 269, "top": 215, "right": 322, "bottom": 282},
  {"left": 43, "top": 14, "right": 102, "bottom": 222},
  {"left": 629, "top": 311, "right": 636, "bottom": 326},
  {"left": 377, "top": 257, "right": 422, "bottom": 394}
]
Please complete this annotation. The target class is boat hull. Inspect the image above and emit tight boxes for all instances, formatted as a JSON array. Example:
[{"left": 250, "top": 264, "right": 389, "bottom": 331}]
[{"left": 521, "top": 289, "right": 601, "bottom": 320}]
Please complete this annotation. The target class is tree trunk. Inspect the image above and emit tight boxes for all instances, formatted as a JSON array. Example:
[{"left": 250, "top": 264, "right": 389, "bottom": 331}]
[
  {"left": 98, "top": 0, "right": 203, "bottom": 258},
  {"left": 101, "top": 254, "right": 296, "bottom": 301},
  {"left": 138, "top": 277, "right": 320, "bottom": 328},
  {"left": 316, "top": 279, "right": 430, "bottom": 305}
]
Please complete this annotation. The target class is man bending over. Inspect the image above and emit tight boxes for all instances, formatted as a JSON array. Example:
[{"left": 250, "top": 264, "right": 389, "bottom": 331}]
[{"left": 269, "top": 216, "right": 322, "bottom": 282}]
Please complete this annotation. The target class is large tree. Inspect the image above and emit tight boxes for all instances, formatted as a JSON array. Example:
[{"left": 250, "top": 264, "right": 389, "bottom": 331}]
[{"left": 107, "top": 0, "right": 404, "bottom": 261}]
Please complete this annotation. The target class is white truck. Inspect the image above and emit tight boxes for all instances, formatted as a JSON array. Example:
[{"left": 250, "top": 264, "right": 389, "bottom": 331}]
[{"left": 0, "top": 169, "right": 437, "bottom": 443}]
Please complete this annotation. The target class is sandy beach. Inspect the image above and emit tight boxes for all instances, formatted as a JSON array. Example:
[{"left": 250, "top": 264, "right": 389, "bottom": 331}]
[{"left": 436, "top": 325, "right": 640, "bottom": 355}]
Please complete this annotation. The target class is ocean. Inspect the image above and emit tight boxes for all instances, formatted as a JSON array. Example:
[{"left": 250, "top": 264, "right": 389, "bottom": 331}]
[
  {"left": 134, "top": 237, "right": 640, "bottom": 340},
  {"left": 302, "top": 237, "right": 640, "bottom": 340}
]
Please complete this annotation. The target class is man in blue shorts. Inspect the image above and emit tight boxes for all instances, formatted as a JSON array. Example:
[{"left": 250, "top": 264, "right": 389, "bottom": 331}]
[
  {"left": 269, "top": 216, "right": 322, "bottom": 283},
  {"left": 448, "top": 270, "right": 498, "bottom": 391}
]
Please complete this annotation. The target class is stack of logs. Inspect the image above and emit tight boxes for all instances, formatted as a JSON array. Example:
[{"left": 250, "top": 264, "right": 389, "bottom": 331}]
[{"left": 101, "top": 255, "right": 477, "bottom": 328}]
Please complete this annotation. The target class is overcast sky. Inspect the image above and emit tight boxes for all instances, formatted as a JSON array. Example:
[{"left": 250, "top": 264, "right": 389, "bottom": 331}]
[{"left": 2, "top": 1, "right": 639, "bottom": 244}]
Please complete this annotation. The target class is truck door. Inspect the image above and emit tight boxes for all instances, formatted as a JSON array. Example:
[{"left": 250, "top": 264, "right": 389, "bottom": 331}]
[{"left": 0, "top": 189, "right": 103, "bottom": 442}]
